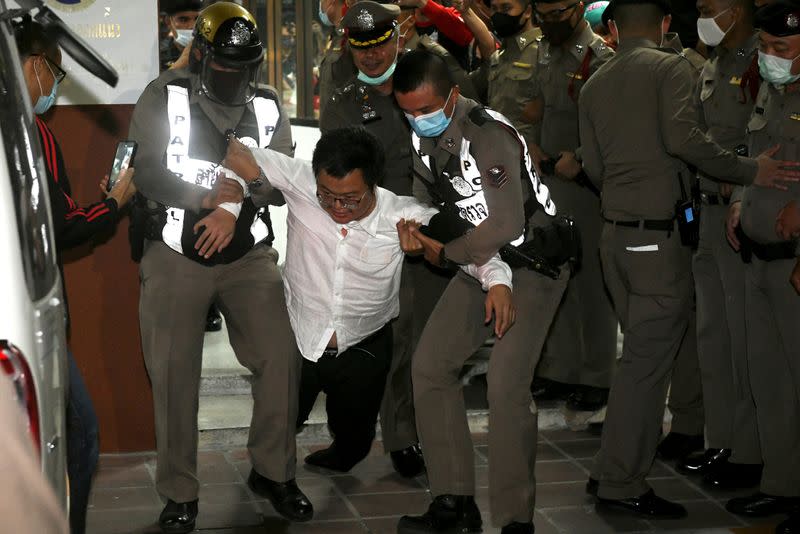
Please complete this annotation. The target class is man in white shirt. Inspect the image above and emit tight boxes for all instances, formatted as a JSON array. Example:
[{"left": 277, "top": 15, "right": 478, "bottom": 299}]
[{"left": 223, "top": 126, "right": 514, "bottom": 472}]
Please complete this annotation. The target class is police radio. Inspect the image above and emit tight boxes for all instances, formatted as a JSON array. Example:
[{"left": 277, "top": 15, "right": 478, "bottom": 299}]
[{"left": 675, "top": 172, "right": 699, "bottom": 249}]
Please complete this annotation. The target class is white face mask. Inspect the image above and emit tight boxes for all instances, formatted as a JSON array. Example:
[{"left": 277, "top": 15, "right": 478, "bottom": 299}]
[
  {"left": 175, "top": 28, "right": 193, "bottom": 48},
  {"left": 758, "top": 50, "right": 800, "bottom": 86},
  {"left": 696, "top": 8, "right": 733, "bottom": 47}
]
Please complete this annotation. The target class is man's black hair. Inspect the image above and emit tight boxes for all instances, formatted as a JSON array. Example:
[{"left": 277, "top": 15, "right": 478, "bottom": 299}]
[
  {"left": 12, "top": 16, "right": 59, "bottom": 60},
  {"left": 312, "top": 127, "right": 385, "bottom": 188},
  {"left": 394, "top": 49, "right": 455, "bottom": 99},
  {"left": 614, "top": 3, "right": 667, "bottom": 32}
]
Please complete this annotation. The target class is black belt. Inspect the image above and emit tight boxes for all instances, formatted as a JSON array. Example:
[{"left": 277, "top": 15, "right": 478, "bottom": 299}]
[
  {"left": 604, "top": 218, "right": 675, "bottom": 232},
  {"left": 321, "top": 348, "right": 338, "bottom": 358},
  {"left": 700, "top": 192, "right": 729, "bottom": 206}
]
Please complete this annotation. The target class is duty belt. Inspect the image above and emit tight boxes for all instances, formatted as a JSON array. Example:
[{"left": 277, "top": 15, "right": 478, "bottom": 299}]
[{"left": 603, "top": 218, "right": 675, "bottom": 232}]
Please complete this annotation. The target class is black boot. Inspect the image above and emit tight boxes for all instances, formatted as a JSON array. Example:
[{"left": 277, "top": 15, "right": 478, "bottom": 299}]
[
  {"left": 205, "top": 304, "right": 222, "bottom": 332},
  {"left": 391, "top": 444, "right": 426, "bottom": 478},
  {"left": 655, "top": 432, "right": 704, "bottom": 461},
  {"left": 247, "top": 470, "right": 313, "bottom": 522},
  {"left": 726, "top": 493, "right": 800, "bottom": 517},
  {"left": 676, "top": 448, "right": 730, "bottom": 475},
  {"left": 531, "top": 377, "right": 573, "bottom": 402},
  {"left": 703, "top": 461, "right": 762, "bottom": 490},
  {"left": 158, "top": 499, "right": 198, "bottom": 534},
  {"left": 566, "top": 386, "right": 609, "bottom": 412},
  {"left": 777, "top": 513, "right": 800, "bottom": 534},
  {"left": 501, "top": 521, "right": 534, "bottom": 533},
  {"left": 398, "top": 495, "right": 482, "bottom": 533}
]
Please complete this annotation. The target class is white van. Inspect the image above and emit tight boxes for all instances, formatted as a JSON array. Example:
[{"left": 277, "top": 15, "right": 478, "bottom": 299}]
[{"left": 0, "top": 0, "right": 119, "bottom": 509}]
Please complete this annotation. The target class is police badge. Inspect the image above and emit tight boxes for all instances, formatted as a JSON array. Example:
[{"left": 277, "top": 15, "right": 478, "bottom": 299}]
[{"left": 450, "top": 175, "right": 474, "bottom": 197}]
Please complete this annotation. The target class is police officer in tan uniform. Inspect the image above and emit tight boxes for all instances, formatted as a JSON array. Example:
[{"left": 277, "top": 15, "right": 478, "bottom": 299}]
[
  {"left": 318, "top": 0, "right": 357, "bottom": 117},
  {"left": 471, "top": 0, "right": 541, "bottom": 143},
  {"left": 524, "top": 0, "right": 617, "bottom": 411},
  {"left": 672, "top": 0, "right": 763, "bottom": 490},
  {"left": 394, "top": 50, "right": 570, "bottom": 534},
  {"left": 723, "top": 3, "right": 800, "bottom": 530},
  {"left": 578, "top": 0, "right": 799, "bottom": 517}
]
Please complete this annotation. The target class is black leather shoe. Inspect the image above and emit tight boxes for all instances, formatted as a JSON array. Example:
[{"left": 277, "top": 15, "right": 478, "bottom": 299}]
[
  {"left": 703, "top": 461, "right": 762, "bottom": 490},
  {"left": 656, "top": 432, "right": 704, "bottom": 461},
  {"left": 676, "top": 448, "right": 731, "bottom": 475},
  {"left": 777, "top": 513, "right": 800, "bottom": 534},
  {"left": 726, "top": 492, "right": 800, "bottom": 517},
  {"left": 391, "top": 444, "right": 426, "bottom": 478},
  {"left": 247, "top": 470, "right": 313, "bottom": 522},
  {"left": 531, "top": 377, "right": 573, "bottom": 402},
  {"left": 586, "top": 477, "right": 599, "bottom": 496},
  {"left": 501, "top": 521, "right": 534, "bottom": 533},
  {"left": 597, "top": 490, "right": 688, "bottom": 519},
  {"left": 158, "top": 499, "right": 198, "bottom": 534},
  {"left": 566, "top": 386, "right": 609, "bottom": 412},
  {"left": 304, "top": 445, "right": 361, "bottom": 473},
  {"left": 397, "top": 495, "right": 482, "bottom": 533},
  {"left": 205, "top": 305, "right": 222, "bottom": 332}
]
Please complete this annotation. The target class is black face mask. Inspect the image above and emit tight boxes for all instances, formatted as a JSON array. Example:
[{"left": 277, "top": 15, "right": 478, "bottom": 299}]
[
  {"left": 491, "top": 12, "right": 525, "bottom": 38},
  {"left": 540, "top": 18, "right": 577, "bottom": 45},
  {"left": 416, "top": 24, "right": 437, "bottom": 36}
]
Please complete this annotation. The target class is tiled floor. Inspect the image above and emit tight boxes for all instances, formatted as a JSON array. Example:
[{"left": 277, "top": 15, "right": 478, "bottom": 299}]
[{"left": 87, "top": 425, "right": 784, "bottom": 534}]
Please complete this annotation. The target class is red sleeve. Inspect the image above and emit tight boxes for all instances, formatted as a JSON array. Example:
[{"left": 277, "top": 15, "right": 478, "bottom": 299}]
[
  {"left": 35, "top": 117, "right": 119, "bottom": 250},
  {"left": 420, "top": 1, "right": 474, "bottom": 47}
]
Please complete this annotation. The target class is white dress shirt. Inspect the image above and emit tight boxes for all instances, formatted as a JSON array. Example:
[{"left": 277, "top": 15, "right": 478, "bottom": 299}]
[{"left": 251, "top": 148, "right": 513, "bottom": 362}]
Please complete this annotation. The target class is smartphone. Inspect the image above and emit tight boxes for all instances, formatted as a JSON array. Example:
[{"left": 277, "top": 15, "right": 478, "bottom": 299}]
[{"left": 106, "top": 140, "right": 137, "bottom": 191}]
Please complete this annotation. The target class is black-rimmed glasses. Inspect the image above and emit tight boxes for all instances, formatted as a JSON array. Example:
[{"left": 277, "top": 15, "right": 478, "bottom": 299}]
[{"left": 36, "top": 54, "right": 67, "bottom": 84}]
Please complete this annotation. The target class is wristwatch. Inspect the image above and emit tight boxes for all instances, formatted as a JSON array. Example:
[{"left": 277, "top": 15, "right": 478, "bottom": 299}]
[{"left": 248, "top": 168, "right": 266, "bottom": 190}]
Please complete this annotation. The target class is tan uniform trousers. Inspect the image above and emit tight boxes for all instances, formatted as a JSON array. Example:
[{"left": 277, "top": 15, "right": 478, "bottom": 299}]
[
  {"left": 666, "top": 306, "right": 705, "bottom": 436},
  {"left": 380, "top": 259, "right": 451, "bottom": 452},
  {"left": 413, "top": 267, "right": 569, "bottom": 526},
  {"left": 593, "top": 224, "right": 694, "bottom": 499},
  {"left": 537, "top": 179, "right": 619, "bottom": 388},
  {"left": 745, "top": 256, "right": 800, "bottom": 496},
  {"left": 139, "top": 241, "right": 300, "bottom": 503},
  {"left": 692, "top": 204, "right": 760, "bottom": 460}
]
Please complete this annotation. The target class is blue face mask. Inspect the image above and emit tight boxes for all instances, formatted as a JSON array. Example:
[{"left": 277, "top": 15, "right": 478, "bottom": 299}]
[
  {"left": 405, "top": 89, "right": 455, "bottom": 138},
  {"left": 758, "top": 50, "right": 800, "bottom": 86},
  {"left": 357, "top": 60, "right": 397, "bottom": 86},
  {"left": 33, "top": 61, "right": 58, "bottom": 115},
  {"left": 319, "top": 2, "right": 333, "bottom": 27}
]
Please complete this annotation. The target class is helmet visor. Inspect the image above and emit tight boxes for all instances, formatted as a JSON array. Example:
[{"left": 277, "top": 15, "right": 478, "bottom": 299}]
[{"left": 199, "top": 49, "right": 263, "bottom": 105}]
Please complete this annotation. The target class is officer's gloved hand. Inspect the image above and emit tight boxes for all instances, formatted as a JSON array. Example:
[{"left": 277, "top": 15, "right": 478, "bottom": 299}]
[{"left": 224, "top": 136, "right": 261, "bottom": 183}]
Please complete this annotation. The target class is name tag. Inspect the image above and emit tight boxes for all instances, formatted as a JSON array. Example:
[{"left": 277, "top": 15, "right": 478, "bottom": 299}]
[
  {"left": 729, "top": 76, "right": 742, "bottom": 86},
  {"left": 455, "top": 192, "right": 489, "bottom": 226}
]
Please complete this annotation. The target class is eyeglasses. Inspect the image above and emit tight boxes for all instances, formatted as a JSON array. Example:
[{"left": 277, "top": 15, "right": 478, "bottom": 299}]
[
  {"left": 35, "top": 54, "right": 67, "bottom": 84},
  {"left": 316, "top": 189, "right": 369, "bottom": 210},
  {"left": 534, "top": 2, "right": 579, "bottom": 22}
]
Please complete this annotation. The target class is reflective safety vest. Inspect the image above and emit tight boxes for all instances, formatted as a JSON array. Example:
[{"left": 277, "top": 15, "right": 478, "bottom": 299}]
[
  {"left": 412, "top": 107, "right": 555, "bottom": 246},
  {"left": 162, "top": 83, "right": 280, "bottom": 261}
]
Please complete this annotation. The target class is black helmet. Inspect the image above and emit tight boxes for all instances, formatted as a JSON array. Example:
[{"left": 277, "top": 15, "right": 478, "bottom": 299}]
[{"left": 193, "top": 2, "right": 264, "bottom": 105}]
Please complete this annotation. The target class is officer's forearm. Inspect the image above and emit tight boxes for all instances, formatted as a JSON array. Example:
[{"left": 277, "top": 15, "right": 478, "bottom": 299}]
[{"left": 135, "top": 162, "right": 208, "bottom": 213}]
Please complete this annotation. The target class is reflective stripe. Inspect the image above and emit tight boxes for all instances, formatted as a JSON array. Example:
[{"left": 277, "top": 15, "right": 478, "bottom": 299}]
[
  {"left": 411, "top": 109, "right": 556, "bottom": 247},
  {"left": 163, "top": 84, "right": 281, "bottom": 255}
]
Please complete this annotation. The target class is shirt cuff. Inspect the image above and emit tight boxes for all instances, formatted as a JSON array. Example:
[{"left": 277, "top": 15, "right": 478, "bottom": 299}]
[{"left": 218, "top": 202, "right": 242, "bottom": 219}]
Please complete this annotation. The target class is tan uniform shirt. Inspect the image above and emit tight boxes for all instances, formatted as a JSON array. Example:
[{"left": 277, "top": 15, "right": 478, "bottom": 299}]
[
  {"left": 741, "top": 81, "right": 800, "bottom": 246},
  {"left": 318, "top": 29, "right": 357, "bottom": 118},
  {"left": 414, "top": 96, "right": 554, "bottom": 265},
  {"left": 533, "top": 21, "right": 614, "bottom": 154},
  {"left": 472, "top": 27, "right": 541, "bottom": 143},
  {"left": 579, "top": 38, "right": 757, "bottom": 221},
  {"left": 321, "top": 80, "right": 413, "bottom": 196},
  {"left": 697, "top": 34, "right": 760, "bottom": 193}
]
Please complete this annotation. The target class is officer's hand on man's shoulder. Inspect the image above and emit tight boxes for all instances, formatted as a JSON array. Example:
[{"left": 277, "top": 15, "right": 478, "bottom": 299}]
[
  {"left": 755, "top": 145, "right": 800, "bottom": 190},
  {"left": 193, "top": 208, "right": 237, "bottom": 259},
  {"left": 485, "top": 284, "right": 515, "bottom": 339},
  {"left": 224, "top": 136, "right": 261, "bottom": 183}
]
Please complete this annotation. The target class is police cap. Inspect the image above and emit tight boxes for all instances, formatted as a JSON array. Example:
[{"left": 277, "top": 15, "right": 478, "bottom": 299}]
[
  {"left": 341, "top": 1, "right": 400, "bottom": 49},
  {"left": 755, "top": 0, "right": 800, "bottom": 37},
  {"left": 602, "top": 0, "right": 671, "bottom": 27},
  {"left": 162, "top": 0, "right": 204, "bottom": 15}
]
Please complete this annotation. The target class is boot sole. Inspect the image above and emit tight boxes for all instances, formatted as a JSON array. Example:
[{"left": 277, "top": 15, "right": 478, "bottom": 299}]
[
  {"left": 397, "top": 521, "right": 482, "bottom": 534},
  {"left": 159, "top": 520, "right": 195, "bottom": 534},
  {"left": 596, "top": 500, "right": 687, "bottom": 520}
]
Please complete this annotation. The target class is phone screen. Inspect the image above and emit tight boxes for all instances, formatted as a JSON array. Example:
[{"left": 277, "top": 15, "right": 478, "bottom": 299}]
[{"left": 107, "top": 140, "right": 137, "bottom": 191}]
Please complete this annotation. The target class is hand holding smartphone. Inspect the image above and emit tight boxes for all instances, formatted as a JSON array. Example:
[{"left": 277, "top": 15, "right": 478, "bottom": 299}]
[{"left": 107, "top": 140, "right": 138, "bottom": 192}]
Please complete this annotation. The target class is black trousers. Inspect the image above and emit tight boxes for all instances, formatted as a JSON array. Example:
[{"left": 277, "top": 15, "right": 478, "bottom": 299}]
[{"left": 297, "top": 324, "right": 393, "bottom": 462}]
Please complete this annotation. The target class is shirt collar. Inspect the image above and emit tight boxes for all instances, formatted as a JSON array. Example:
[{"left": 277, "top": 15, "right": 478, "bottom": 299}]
[
  {"left": 616, "top": 37, "right": 659, "bottom": 53},
  {"left": 344, "top": 188, "right": 382, "bottom": 237},
  {"left": 511, "top": 27, "right": 540, "bottom": 51},
  {"left": 566, "top": 21, "right": 599, "bottom": 61}
]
